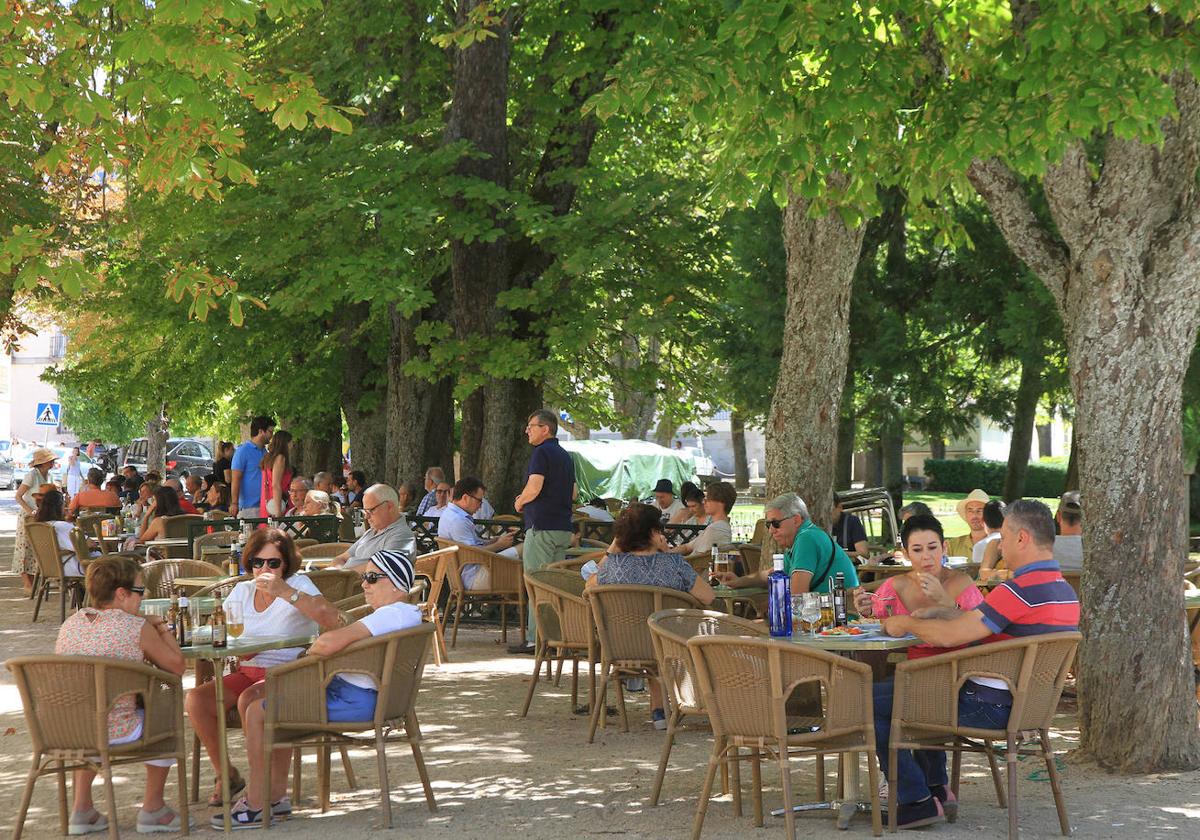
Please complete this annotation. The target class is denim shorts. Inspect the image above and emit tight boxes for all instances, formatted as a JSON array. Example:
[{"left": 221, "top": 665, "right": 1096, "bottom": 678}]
[
  {"left": 958, "top": 687, "right": 1013, "bottom": 730},
  {"left": 325, "top": 676, "right": 378, "bottom": 722}
]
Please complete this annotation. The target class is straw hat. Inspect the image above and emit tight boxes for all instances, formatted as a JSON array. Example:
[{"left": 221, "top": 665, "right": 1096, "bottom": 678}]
[
  {"left": 29, "top": 447, "right": 59, "bottom": 468},
  {"left": 955, "top": 488, "right": 991, "bottom": 522}
]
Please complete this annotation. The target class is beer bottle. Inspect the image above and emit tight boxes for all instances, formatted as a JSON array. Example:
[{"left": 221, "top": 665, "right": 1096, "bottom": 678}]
[
  {"left": 832, "top": 572, "right": 848, "bottom": 627},
  {"left": 166, "top": 590, "right": 179, "bottom": 637},
  {"left": 211, "top": 604, "right": 227, "bottom": 649},
  {"left": 177, "top": 591, "right": 192, "bottom": 647}
]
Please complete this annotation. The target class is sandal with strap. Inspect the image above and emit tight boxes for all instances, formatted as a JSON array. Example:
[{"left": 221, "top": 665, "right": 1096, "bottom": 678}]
[{"left": 207, "top": 769, "right": 246, "bottom": 807}]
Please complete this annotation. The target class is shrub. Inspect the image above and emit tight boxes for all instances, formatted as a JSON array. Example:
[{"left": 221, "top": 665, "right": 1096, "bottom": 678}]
[{"left": 924, "top": 458, "right": 1066, "bottom": 498}]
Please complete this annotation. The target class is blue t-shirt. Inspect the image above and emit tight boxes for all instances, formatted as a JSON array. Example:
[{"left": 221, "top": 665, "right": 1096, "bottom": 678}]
[
  {"left": 524, "top": 438, "right": 575, "bottom": 532},
  {"left": 231, "top": 440, "right": 265, "bottom": 510}
]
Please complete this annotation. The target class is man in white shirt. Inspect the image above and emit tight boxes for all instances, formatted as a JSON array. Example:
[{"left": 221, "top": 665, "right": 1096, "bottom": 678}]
[
  {"left": 650, "top": 479, "right": 684, "bottom": 519},
  {"left": 425, "top": 482, "right": 452, "bottom": 518},
  {"left": 1053, "top": 491, "right": 1083, "bottom": 570},
  {"left": 438, "top": 478, "right": 518, "bottom": 590},
  {"left": 329, "top": 484, "right": 416, "bottom": 569}
]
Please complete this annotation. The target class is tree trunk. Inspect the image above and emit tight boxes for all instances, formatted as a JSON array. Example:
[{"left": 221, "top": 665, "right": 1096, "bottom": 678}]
[
  {"left": 477, "top": 378, "right": 542, "bottom": 512},
  {"left": 929, "top": 436, "right": 946, "bottom": 460},
  {"left": 289, "top": 413, "right": 342, "bottom": 478},
  {"left": 1036, "top": 422, "right": 1052, "bottom": 459},
  {"left": 653, "top": 413, "right": 677, "bottom": 448},
  {"left": 969, "top": 73, "right": 1200, "bottom": 769},
  {"left": 835, "top": 364, "right": 856, "bottom": 489},
  {"left": 1002, "top": 354, "right": 1044, "bottom": 501},
  {"left": 146, "top": 404, "right": 169, "bottom": 476},
  {"left": 731, "top": 411, "right": 750, "bottom": 489},
  {"left": 880, "top": 417, "right": 904, "bottom": 511},
  {"left": 611, "top": 334, "right": 659, "bottom": 439},
  {"left": 1064, "top": 430, "right": 1079, "bottom": 491},
  {"left": 765, "top": 184, "right": 866, "bottom": 530},
  {"left": 340, "top": 319, "right": 387, "bottom": 484}
]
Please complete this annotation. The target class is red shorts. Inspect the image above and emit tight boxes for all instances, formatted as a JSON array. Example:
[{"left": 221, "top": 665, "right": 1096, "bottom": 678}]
[{"left": 222, "top": 665, "right": 268, "bottom": 698}]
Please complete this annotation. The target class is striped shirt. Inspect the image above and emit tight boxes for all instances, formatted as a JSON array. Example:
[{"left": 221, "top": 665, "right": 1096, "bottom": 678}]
[{"left": 978, "top": 559, "right": 1080, "bottom": 642}]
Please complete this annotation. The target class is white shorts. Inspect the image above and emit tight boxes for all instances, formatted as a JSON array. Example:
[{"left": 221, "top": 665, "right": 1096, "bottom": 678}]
[{"left": 93, "top": 710, "right": 175, "bottom": 767}]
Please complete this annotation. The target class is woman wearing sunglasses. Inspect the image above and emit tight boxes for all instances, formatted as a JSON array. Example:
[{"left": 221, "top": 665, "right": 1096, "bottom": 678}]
[
  {"left": 185, "top": 529, "right": 340, "bottom": 812},
  {"left": 226, "top": 549, "right": 422, "bottom": 827},
  {"left": 55, "top": 555, "right": 188, "bottom": 834}
]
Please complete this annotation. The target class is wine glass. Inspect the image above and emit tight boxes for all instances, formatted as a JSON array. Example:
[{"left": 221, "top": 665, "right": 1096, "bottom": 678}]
[{"left": 800, "top": 592, "right": 822, "bottom": 637}]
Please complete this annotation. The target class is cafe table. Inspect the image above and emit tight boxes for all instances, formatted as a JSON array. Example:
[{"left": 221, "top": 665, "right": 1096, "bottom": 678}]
[
  {"left": 183, "top": 634, "right": 317, "bottom": 832},
  {"left": 711, "top": 584, "right": 767, "bottom": 614},
  {"left": 772, "top": 627, "right": 919, "bottom": 830},
  {"left": 141, "top": 596, "right": 219, "bottom": 618},
  {"left": 147, "top": 537, "right": 190, "bottom": 548}
]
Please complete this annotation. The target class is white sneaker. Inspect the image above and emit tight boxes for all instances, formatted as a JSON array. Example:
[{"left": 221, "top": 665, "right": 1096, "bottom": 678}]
[{"left": 68, "top": 810, "right": 108, "bottom": 836}]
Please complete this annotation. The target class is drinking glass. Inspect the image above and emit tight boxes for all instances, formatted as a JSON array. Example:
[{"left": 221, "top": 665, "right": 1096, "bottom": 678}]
[
  {"left": 800, "top": 592, "right": 822, "bottom": 637},
  {"left": 790, "top": 595, "right": 803, "bottom": 634},
  {"left": 225, "top": 601, "right": 244, "bottom": 640}
]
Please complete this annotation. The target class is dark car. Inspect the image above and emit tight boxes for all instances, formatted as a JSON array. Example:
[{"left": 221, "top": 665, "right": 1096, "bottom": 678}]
[{"left": 124, "top": 437, "right": 215, "bottom": 480}]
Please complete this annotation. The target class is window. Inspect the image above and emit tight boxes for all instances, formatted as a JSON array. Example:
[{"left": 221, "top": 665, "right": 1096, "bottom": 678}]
[
  {"left": 49, "top": 333, "right": 68, "bottom": 358},
  {"left": 175, "top": 442, "right": 202, "bottom": 458}
]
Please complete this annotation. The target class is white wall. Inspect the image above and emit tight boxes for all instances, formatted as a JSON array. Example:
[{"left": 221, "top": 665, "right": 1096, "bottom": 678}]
[{"left": 9, "top": 321, "right": 69, "bottom": 444}]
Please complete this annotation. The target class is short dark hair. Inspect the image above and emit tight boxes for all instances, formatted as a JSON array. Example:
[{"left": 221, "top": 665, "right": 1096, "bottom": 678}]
[
  {"left": 528, "top": 409, "right": 558, "bottom": 436},
  {"left": 86, "top": 467, "right": 105, "bottom": 486},
  {"left": 982, "top": 500, "right": 1006, "bottom": 530},
  {"left": 900, "top": 513, "right": 945, "bottom": 547},
  {"left": 900, "top": 501, "right": 933, "bottom": 519},
  {"left": 452, "top": 476, "right": 485, "bottom": 500},
  {"left": 1006, "top": 499, "right": 1056, "bottom": 548},
  {"left": 350, "top": 470, "right": 366, "bottom": 486},
  {"left": 242, "top": 528, "right": 301, "bottom": 579},
  {"left": 250, "top": 415, "right": 275, "bottom": 436},
  {"left": 706, "top": 481, "right": 737, "bottom": 515},
  {"left": 612, "top": 503, "right": 665, "bottom": 552},
  {"left": 680, "top": 482, "right": 704, "bottom": 506}
]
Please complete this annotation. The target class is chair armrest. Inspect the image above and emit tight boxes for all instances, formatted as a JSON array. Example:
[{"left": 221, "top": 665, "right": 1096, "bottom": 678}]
[{"left": 264, "top": 655, "right": 328, "bottom": 726}]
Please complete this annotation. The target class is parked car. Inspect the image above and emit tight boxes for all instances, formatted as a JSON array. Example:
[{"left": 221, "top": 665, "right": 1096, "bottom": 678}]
[
  {"left": 9, "top": 445, "right": 89, "bottom": 488},
  {"left": 124, "top": 437, "right": 214, "bottom": 479},
  {"left": 0, "top": 444, "right": 15, "bottom": 490}
]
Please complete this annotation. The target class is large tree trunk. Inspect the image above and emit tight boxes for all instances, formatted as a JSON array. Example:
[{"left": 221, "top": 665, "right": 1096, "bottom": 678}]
[
  {"left": 340, "top": 318, "right": 387, "bottom": 483},
  {"left": 611, "top": 335, "right": 659, "bottom": 439},
  {"left": 289, "top": 412, "right": 342, "bottom": 478},
  {"left": 765, "top": 184, "right": 866, "bottom": 529},
  {"left": 835, "top": 364, "right": 856, "bottom": 489},
  {"left": 146, "top": 404, "right": 168, "bottom": 476},
  {"left": 385, "top": 301, "right": 455, "bottom": 490},
  {"left": 731, "top": 411, "right": 750, "bottom": 489},
  {"left": 1002, "top": 354, "right": 1044, "bottom": 501},
  {"left": 969, "top": 72, "right": 1200, "bottom": 770},
  {"left": 929, "top": 436, "right": 946, "bottom": 460},
  {"left": 1036, "top": 422, "right": 1052, "bottom": 459},
  {"left": 880, "top": 417, "right": 904, "bottom": 511}
]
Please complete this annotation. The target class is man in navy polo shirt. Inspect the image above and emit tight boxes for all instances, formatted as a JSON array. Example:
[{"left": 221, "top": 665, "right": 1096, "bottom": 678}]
[{"left": 512, "top": 409, "right": 575, "bottom": 653}]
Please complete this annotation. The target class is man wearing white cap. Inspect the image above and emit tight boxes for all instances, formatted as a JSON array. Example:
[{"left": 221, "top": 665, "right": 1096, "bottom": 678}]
[
  {"left": 945, "top": 488, "right": 990, "bottom": 558},
  {"left": 228, "top": 549, "right": 421, "bottom": 828}
]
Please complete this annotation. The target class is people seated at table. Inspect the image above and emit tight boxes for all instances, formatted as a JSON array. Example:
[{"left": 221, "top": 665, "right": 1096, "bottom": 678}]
[
  {"left": 56, "top": 555, "right": 188, "bottom": 834},
  {"left": 67, "top": 468, "right": 121, "bottom": 520},
  {"left": 328, "top": 484, "right": 417, "bottom": 570},
  {"left": 899, "top": 501, "right": 933, "bottom": 521},
  {"left": 874, "top": 499, "right": 1080, "bottom": 828},
  {"left": 130, "top": 481, "right": 159, "bottom": 529},
  {"left": 330, "top": 474, "right": 349, "bottom": 505},
  {"left": 854, "top": 514, "right": 983, "bottom": 659},
  {"left": 576, "top": 496, "right": 614, "bottom": 522},
  {"left": 344, "top": 469, "right": 367, "bottom": 509},
  {"left": 225, "top": 549, "right": 420, "bottom": 828},
  {"left": 105, "top": 475, "right": 125, "bottom": 499},
  {"left": 648, "top": 478, "right": 684, "bottom": 520},
  {"left": 260, "top": 429, "right": 294, "bottom": 518},
  {"left": 674, "top": 481, "right": 736, "bottom": 556},
  {"left": 831, "top": 492, "right": 870, "bottom": 559},
  {"left": 135, "top": 486, "right": 182, "bottom": 546},
  {"left": 415, "top": 467, "right": 445, "bottom": 515},
  {"left": 302, "top": 489, "right": 336, "bottom": 516},
  {"left": 1053, "top": 491, "right": 1082, "bottom": 571},
  {"left": 37, "top": 487, "right": 88, "bottom": 576},
  {"left": 424, "top": 481, "right": 452, "bottom": 518},
  {"left": 396, "top": 481, "right": 418, "bottom": 513},
  {"left": 974, "top": 500, "right": 1006, "bottom": 569},
  {"left": 184, "top": 473, "right": 203, "bottom": 503},
  {"left": 163, "top": 478, "right": 200, "bottom": 514},
  {"left": 670, "top": 481, "right": 704, "bottom": 525},
  {"left": 198, "top": 482, "right": 231, "bottom": 514},
  {"left": 312, "top": 471, "right": 333, "bottom": 495},
  {"left": 438, "top": 477, "right": 519, "bottom": 590},
  {"left": 719, "top": 492, "right": 859, "bottom": 594},
  {"left": 185, "top": 529, "right": 340, "bottom": 809},
  {"left": 586, "top": 503, "right": 715, "bottom": 729},
  {"left": 944, "top": 488, "right": 989, "bottom": 557},
  {"left": 284, "top": 476, "right": 312, "bottom": 516}
]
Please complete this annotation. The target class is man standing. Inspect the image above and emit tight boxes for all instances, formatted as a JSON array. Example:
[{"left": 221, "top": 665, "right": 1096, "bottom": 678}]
[
  {"left": 1053, "top": 491, "right": 1083, "bottom": 570},
  {"left": 415, "top": 467, "right": 445, "bottom": 515},
  {"left": 512, "top": 409, "right": 576, "bottom": 653},
  {"left": 229, "top": 416, "right": 274, "bottom": 517},
  {"left": 328, "top": 484, "right": 417, "bottom": 569}
]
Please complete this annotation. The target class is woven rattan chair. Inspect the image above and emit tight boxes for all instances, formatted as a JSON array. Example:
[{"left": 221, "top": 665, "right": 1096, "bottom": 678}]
[
  {"left": 8, "top": 655, "right": 188, "bottom": 840},
  {"left": 299, "top": 542, "right": 354, "bottom": 560},
  {"left": 888, "top": 632, "right": 1080, "bottom": 838},
  {"left": 260, "top": 623, "right": 437, "bottom": 827},
  {"left": 688, "top": 634, "right": 882, "bottom": 840},
  {"left": 647, "top": 609, "right": 768, "bottom": 807},
  {"left": 414, "top": 546, "right": 457, "bottom": 665},
  {"left": 140, "top": 559, "right": 224, "bottom": 598},
  {"left": 521, "top": 570, "right": 597, "bottom": 717},
  {"left": 737, "top": 519, "right": 767, "bottom": 576},
  {"left": 434, "top": 538, "right": 526, "bottom": 647},
  {"left": 74, "top": 513, "right": 108, "bottom": 544},
  {"left": 684, "top": 552, "right": 711, "bottom": 577},
  {"left": 157, "top": 514, "right": 204, "bottom": 559},
  {"left": 27, "top": 521, "right": 84, "bottom": 623},
  {"left": 303, "top": 569, "right": 363, "bottom": 603},
  {"left": 585, "top": 584, "right": 702, "bottom": 743},
  {"left": 192, "top": 529, "right": 238, "bottom": 563}
]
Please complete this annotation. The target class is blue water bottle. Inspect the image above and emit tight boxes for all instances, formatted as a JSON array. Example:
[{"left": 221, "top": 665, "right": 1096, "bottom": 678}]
[{"left": 767, "top": 553, "right": 792, "bottom": 638}]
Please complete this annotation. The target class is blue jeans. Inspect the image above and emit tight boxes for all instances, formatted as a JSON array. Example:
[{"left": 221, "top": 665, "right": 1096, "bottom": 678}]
[
  {"left": 873, "top": 680, "right": 1012, "bottom": 804},
  {"left": 325, "top": 676, "right": 378, "bottom": 722}
]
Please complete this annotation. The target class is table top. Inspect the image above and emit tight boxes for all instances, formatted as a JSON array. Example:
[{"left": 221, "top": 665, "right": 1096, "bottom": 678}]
[
  {"left": 785, "top": 628, "right": 918, "bottom": 651},
  {"left": 172, "top": 575, "right": 239, "bottom": 588},
  {"left": 181, "top": 633, "right": 316, "bottom": 660},
  {"left": 99, "top": 533, "right": 136, "bottom": 543},
  {"left": 713, "top": 585, "right": 768, "bottom": 599},
  {"left": 141, "top": 596, "right": 219, "bottom": 614},
  {"left": 147, "top": 537, "right": 190, "bottom": 547}
]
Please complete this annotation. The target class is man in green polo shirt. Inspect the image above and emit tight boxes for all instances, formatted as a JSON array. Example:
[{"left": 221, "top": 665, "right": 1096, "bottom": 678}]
[{"left": 721, "top": 492, "right": 859, "bottom": 594}]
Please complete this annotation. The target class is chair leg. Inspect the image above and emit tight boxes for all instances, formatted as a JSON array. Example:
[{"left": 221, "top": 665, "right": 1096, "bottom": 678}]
[
  {"left": 13, "top": 757, "right": 40, "bottom": 840},
  {"left": 986, "top": 739, "right": 1008, "bottom": 808},
  {"left": 866, "top": 747, "right": 883, "bottom": 837},
  {"left": 690, "top": 736, "right": 725, "bottom": 840},
  {"left": 554, "top": 651, "right": 565, "bottom": 686},
  {"left": 176, "top": 744, "right": 190, "bottom": 837},
  {"left": 60, "top": 581, "right": 67, "bottom": 623},
  {"left": 730, "top": 746, "right": 742, "bottom": 817},
  {"left": 778, "top": 743, "right": 796, "bottom": 840},
  {"left": 1040, "top": 729, "right": 1070, "bottom": 835},
  {"left": 1007, "top": 734, "right": 1019, "bottom": 840},
  {"left": 570, "top": 656, "right": 580, "bottom": 709},
  {"left": 750, "top": 749, "right": 763, "bottom": 827},
  {"left": 816, "top": 753, "right": 826, "bottom": 801},
  {"left": 291, "top": 749, "right": 302, "bottom": 804},
  {"left": 951, "top": 739, "right": 963, "bottom": 799},
  {"left": 406, "top": 713, "right": 437, "bottom": 812},
  {"left": 587, "top": 662, "right": 611, "bottom": 744},
  {"left": 57, "top": 761, "right": 68, "bottom": 835},
  {"left": 262, "top": 735, "right": 273, "bottom": 831},
  {"left": 28, "top": 571, "right": 40, "bottom": 600},
  {"left": 190, "top": 733, "right": 202, "bottom": 803},
  {"left": 375, "top": 730, "right": 392, "bottom": 829},
  {"left": 500, "top": 599, "right": 508, "bottom": 644},
  {"left": 521, "top": 642, "right": 547, "bottom": 718},
  {"left": 613, "top": 674, "right": 629, "bottom": 732},
  {"left": 339, "top": 746, "right": 357, "bottom": 789},
  {"left": 887, "top": 746, "right": 899, "bottom": 833},
  {"left": 319, "top": 744, "right": 331, "bottom": 812},
  {"left": 450, "top": 595, "right": 464, "bottom": 648},
  {"left": 651, "top": 708, "right": 682, "bottom": 806},
  {"left": 31, "top": 580, "right": 47, "bottom": 623},
  {"left": 101, "top": 758, "right": 118, "bottom": 840}
]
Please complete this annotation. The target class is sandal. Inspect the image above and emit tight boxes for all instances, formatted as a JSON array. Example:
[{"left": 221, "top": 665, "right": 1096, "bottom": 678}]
[{"left": 207, "top": 768, "right": 246, "bottom": 806}]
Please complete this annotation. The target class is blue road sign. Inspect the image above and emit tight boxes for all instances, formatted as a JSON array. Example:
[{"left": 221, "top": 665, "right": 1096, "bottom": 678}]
[{"left": 35, "top": 402, "right": 61, "bottom": 427}]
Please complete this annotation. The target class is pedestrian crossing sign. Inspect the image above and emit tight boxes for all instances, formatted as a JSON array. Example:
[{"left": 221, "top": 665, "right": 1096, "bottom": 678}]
[{"left": 35, "top": 402, "right": 61, "bottom": 427}]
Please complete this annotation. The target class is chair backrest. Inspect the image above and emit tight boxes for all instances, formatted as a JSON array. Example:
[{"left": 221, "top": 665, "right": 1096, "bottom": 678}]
[
  {"left": 526, "top": 570, "right": 593, "bottom": 648},
  {"left": 587, "top": 584, "right": 702, "bottom": 664},
  {"left": 435, "top": 538, "right": 523, "bottom": 593},
  {"left": 7, "top": 655, "right": 182, "bottom": 755},
  {"left": 192, "top": 529, "right": 239, "bottom": 562},
  {"left": 688, "top": 634, "right": 874, "bottom": 743},
  {"left": 26, "top": 522, "right": 68, "bottom": 580},
  {"left": 413, "top": 546, "right": 457, "bottom": 615},
  {"left": 299, "top": 542, "right": 353, "bottom": 559},
  {"left": 140, "top": 558, "right": 225, "bottom": 598},
  {"left": 648, "top": 608, "right": 766, "bottom": 714},
  {"left": 159, "top": 514, "right": 204, "bottom": 539},
  {"left": 69, "top": 527, "right": 91, "bottom": 565},
  {"left": 303, "top": 569, "right": 362, "bottom": 602},
  {"left": 683, "top": 552, "right": 710, "bottom": 576},
  {"left": 74, "top": 513, "right": 108, "bottom": 542}
]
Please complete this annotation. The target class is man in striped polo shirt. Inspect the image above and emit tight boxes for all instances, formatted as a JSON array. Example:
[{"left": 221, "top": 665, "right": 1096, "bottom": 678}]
[{"left": 876, "top": 499, "right": 1080, "bottom": 829}]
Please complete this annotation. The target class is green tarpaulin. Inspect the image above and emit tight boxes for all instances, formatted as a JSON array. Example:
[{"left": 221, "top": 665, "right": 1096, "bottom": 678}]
[{"left": 563, "top": 439, "right": 698, "bottom": 502}]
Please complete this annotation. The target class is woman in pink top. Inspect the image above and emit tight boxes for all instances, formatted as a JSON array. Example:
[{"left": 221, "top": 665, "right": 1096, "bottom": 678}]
[
  {"left": 259, "top": 430, "right": 293, "bottom": 518},
  {"left": 854, "top": 513, "right": 983, "bottom": 660},
  {"left": 55, "top": 555, "right": 187, "bottom": 834}
]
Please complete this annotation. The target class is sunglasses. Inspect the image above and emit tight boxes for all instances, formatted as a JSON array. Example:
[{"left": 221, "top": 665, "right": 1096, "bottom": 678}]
[
  {"left": 360, "top": 572, "right": 388, "bottom": 584},
  {"left": 249, "top": 557, "right": 284, "bottom": 570},
  {"left": 765, "top": 518, "right": 790, "bottom": 530},
  {"left": 127, "top": 586, "right": 145, "bottom": 595}
]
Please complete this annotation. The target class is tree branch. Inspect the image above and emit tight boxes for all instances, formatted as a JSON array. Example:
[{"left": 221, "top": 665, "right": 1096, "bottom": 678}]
[
  {"left": 967, "top": 157, "right": 1070, "bottom": 308},
  {"left": 1041, "top": 140, "right": 1096, "bottom": 253}
]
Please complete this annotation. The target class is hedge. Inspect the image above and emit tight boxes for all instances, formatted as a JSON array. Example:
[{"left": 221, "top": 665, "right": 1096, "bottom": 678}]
[{"left": 924, "top": 458, "right": 1066, "bottom": 498}]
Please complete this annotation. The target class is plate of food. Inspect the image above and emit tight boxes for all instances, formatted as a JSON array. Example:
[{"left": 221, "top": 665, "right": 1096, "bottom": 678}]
[
  {"left": 818, "top": 626, "right": 871, "bottom": 637},
  {"left": 848, "top": 619, "right": 882, "bottom": 633}
]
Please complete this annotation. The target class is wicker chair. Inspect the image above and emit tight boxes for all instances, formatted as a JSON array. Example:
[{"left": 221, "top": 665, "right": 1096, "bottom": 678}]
[
  {"left": 27, "top": 521, "right": 83, "bottom": 623},
  {"left": 688, "top": 634, "right": 882, "bottom": 840},
  {"left": 413, "top": 547, "right": 456, "bottom": 665},
  {"left": 74, "top": 513, "right": 108, "bottom": 546},
  {"left": 434, "top": 538, "right": 526, "bottom": 647},
  {"left": 260, "top": 624, "right": 437, "bottom": 827},
  {"left": 303, "top": 569, "right": 363, "bottom": 603},
  {"left": 888, "top": 632, "right": 1080, "bottom": 838},
  {"left": 647, "top": 609, "right": 767, "bottom": 807},
  {"left": 8, "top": 655, "right": 189, "bottom": 840},
  {"left": 521, "top": 569, "right": 597, "bottom": 717},
  {"left": 299, "top": 542, "right": 354, "bottom": 559},
  {"left": 684, "top": 552, "right": 711, "bottom": 577},
  {"left": 738, "top": 519, "right": 767, "bottom": 576},
  {"left": 140, "top": 559, "right": 225, "bottom": 598},
  {"left": 157, "top": 514, "right": 205, "bottom": 559},
  {"left": 192, "top": 529, "right": 239, "bottom": 563},
  {"left": 585, "top": 584, "right": 702, "bottom": 743}
]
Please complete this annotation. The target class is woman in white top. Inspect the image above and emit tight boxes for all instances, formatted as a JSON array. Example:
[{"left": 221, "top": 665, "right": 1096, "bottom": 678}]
[
  {"left": 227, "top": 549, "right": 421, "bottom": 827},
  {"left": 13, "top": 447, "right": 58, "bottom": 590},
  {"left": 65, "top": 446, "right": 85, "bottom": 497},
  {"left": 674, "top": 481, "right": 737, "bottom": 556},
  {"left": 35, "top": 488, "right": 87, "bottom": 576},
  {"left": 184, "top": 529, "right": 339, "bottom": 806}
]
